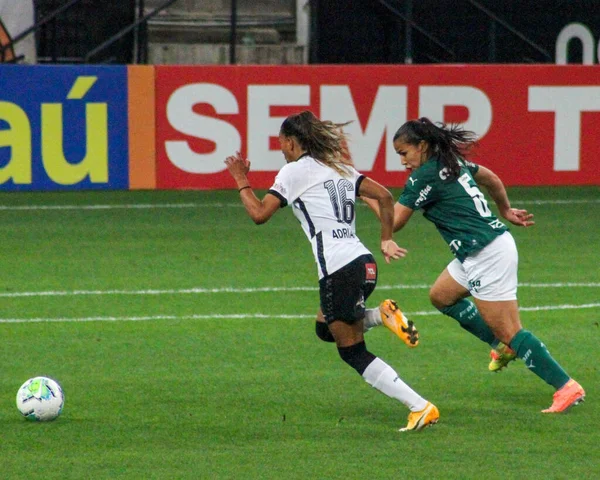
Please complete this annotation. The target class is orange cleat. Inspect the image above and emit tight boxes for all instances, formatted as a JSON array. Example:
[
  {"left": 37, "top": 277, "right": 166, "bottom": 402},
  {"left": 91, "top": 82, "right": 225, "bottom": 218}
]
[
  {"left": 379, "top": 299, "right": 419, "bottom": 347},
  {"left": 400, "top": 402, "right": 439, "bottom": 432},
  {"left": 542, "top": 379, "right": 585, "bottom": 413}
]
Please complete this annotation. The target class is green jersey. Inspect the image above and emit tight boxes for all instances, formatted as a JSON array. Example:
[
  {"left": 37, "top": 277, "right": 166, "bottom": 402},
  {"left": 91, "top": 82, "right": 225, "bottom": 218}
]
[{"left": 399, "top": 157, "right": 508, "bottom": 262}]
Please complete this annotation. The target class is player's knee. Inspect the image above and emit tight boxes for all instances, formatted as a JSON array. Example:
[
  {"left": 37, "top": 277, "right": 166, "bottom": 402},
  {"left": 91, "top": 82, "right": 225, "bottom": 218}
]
[
  {"left": 429, "top": 286, "right": 459, "bottom": 311},
  {"left": 315, "top": 321, "right": 335, "bottom": 342},
  {"left": 429, "top": 287, "right": 446, "bottom": 310},
  {"left": 337, "top": 341, "right": 376, "bottom": 375}
]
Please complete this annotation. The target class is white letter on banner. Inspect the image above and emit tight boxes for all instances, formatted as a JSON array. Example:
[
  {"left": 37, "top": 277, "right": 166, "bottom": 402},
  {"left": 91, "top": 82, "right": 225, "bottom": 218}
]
[
  {"left": 320, "top": 86, "right": 408, "bottom": 171},
  {"left": 529, "top": 87, "right": 600, "bottom": 171},
  {"left": 247, "top": 85, "right": 310, "bottom": 170},
  {"left": 165, "top": 84, "right": 240, "bottom": 174},
  {"left": 419, "top": 86, "right": 492, "bottom": 138},
  {"left": 555, "top": 23, "right": 595, "bottom": 65}
]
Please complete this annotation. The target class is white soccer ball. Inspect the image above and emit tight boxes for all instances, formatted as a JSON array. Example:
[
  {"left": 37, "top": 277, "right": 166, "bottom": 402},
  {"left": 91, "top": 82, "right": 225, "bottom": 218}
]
[{"left": 16, "top": 376, "right": 64, "bottom": 421}]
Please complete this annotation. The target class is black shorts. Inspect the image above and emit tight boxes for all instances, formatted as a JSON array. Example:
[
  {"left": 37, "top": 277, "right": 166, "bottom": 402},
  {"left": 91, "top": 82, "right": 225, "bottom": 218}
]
[{"left": 319, "top": 254, "right": 378, "bottom": 324}]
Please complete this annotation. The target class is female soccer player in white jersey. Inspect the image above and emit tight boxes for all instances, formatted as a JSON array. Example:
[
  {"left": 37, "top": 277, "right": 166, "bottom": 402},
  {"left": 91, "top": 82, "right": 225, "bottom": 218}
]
[
  {"left": 225, "top": 110, "right": 439, "bottom": 431},
  {"left": 366, "top": 117, "right": 584, "bottom": 414}
]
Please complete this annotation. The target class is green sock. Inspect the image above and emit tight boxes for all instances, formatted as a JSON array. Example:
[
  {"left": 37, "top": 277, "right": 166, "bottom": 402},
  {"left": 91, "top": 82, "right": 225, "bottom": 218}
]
[
  {"left": 440, "top": 300, "right": 495, "bottom": 346},
  {"left": 509, "top": 329, "right": 570, "bottom": 389}
]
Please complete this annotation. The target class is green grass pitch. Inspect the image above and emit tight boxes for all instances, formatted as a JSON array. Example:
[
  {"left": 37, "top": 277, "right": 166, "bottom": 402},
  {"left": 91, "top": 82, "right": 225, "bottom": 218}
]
[{"left": 0, "top": 186, "right": 598, "bottom": 479}]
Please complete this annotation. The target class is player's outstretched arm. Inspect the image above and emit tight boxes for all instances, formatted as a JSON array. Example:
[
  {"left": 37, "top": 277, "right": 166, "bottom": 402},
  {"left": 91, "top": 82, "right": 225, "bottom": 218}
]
[
  {"left": 225, "top": 152, "right": 281, "bottom": 224},
  {"left": 474, "top": 166, "right": 535, "bottom": 227},
  {"left": 358, "top": 177, "right": 408, "bottom": 263},
  {"left": 360, "top": 191, "right": 413, "bottom": 233}
]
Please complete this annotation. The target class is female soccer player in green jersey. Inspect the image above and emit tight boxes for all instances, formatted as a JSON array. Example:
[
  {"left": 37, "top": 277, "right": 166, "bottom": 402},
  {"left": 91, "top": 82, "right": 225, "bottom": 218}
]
[{"left": 365, "top": 117, "right": 584, "bottom": 414}]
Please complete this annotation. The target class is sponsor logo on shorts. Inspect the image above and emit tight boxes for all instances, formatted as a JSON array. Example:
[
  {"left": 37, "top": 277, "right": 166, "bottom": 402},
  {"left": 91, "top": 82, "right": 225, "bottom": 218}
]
[
  {"left": 356, "top": 294, "right": 365, "bottom": 308},
  {"left": 365, "top": 263, "right": 377, "bottom": 280},
  {"left": 468, "top": 279, "right": 481, "bottom": 292}
]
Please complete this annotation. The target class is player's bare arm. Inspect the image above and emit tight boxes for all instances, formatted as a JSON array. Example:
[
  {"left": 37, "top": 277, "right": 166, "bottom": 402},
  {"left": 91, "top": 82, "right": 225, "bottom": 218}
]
[
  {"left": 358, "top": 177, "right": 407, "bottom": 263},
  {"left": 359, "top": 195, "right": 380, "bottom": 218},
  {"left": 225, "top": 151, "right": 281, "bottom": 225},
  {"left": 474, "top": 166, "right": 534, "bottom": 227},
  {"left": 392, "top": 203, "right": 414, "bottom": 233},
  {"left": 360, "top": 195, "right": 414, "bottom": 233}
]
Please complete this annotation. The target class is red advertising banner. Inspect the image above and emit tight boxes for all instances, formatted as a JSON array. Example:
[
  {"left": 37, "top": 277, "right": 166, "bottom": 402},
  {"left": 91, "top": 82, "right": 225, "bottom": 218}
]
[{"left": 155, "top": 65, "right": 600, "bottom": 189}]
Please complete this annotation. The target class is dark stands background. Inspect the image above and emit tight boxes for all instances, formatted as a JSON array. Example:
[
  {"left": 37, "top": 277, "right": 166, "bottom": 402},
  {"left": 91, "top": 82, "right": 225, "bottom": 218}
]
[
  {"left": 310, "top": 0, "right": 600, "bottom": 64},
  {"left": 35, "top": 0, "right": 135, "bottom": 63}
]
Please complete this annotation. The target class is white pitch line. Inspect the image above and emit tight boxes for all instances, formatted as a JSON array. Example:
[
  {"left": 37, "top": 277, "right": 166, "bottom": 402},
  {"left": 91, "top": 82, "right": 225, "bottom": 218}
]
[
  {"left": 516, "top": 282, "right": 600, "bottom": 288},
  {"left": 0, "top": 313, "right": 313, "bottom": 324},
  {"left": 0, "top": 203, "right": 208, "bottom": 211},
  {"left": 0, "top": 286, "right": 323, "bottom": 298},
  {"left": 1, "top": 302, "right": 599, "bottom": 324},
  {"left": 519, "top": 303, "right": 600, "bottom": 312},
  {"left": 0, "top": 282, "right": 598, "bottom": 299},
  {"left": 514, "top": 199, "right": 600, "bottom": 205},
  {"left": 0, "top": 285, "right": 401, "bottom": 298},
  {"left": 0, "top": 198, "right": 597, "bottom": 211}
]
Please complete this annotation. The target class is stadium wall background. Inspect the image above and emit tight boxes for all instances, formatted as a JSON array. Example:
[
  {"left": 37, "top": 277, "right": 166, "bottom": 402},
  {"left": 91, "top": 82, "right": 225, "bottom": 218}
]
[{"left": 0, "top": 63, "right": 599, "bottom": 191}]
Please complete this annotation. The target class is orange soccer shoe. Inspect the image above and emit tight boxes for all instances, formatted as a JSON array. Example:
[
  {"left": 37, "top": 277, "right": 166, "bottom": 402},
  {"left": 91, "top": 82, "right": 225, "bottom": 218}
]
[
  {"left": 400, "top": 402, "right": 440, "bottom": 432},
  {"left": 542, "top": 379, "right": 586, "bottom": 413},
  {"left": 379, "top": 299, "right": 419, "bottom": 348}
]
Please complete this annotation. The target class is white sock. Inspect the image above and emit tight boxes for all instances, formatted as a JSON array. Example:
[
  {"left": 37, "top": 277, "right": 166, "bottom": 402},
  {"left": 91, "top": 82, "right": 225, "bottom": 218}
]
[
  {"left": 362, "top": 357, "right": 428, "bottom": 412},
  {"left": 363, "top": 307, "right": 382, "bottom": 332}
]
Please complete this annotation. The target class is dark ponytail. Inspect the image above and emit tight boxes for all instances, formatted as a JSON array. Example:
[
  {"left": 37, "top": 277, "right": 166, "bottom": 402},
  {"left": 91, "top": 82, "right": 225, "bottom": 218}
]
[{"left": 393, "top": 117, "right": 478, "bottom": 180}]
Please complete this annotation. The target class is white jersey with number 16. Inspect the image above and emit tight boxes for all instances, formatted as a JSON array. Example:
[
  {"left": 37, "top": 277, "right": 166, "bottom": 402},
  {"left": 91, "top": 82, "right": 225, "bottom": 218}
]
[{"left": 268, "top": 155, "right": 371, "bottom": 279}]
